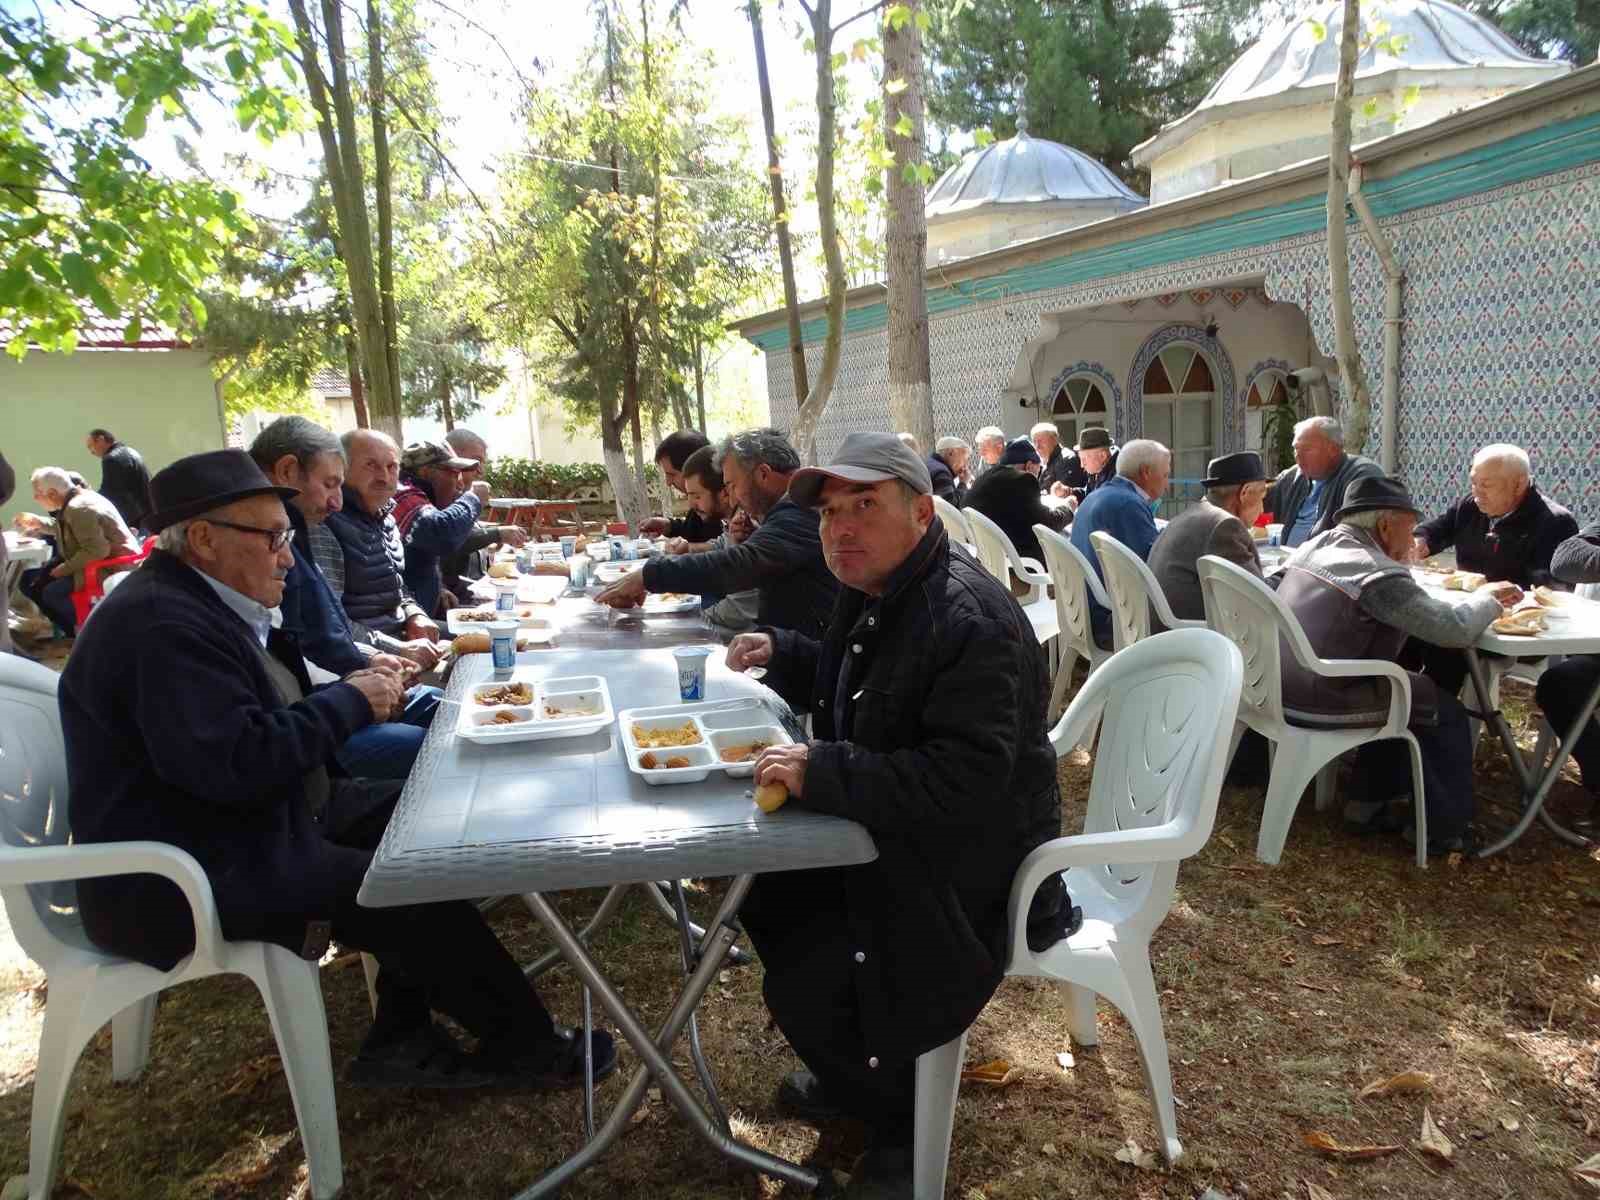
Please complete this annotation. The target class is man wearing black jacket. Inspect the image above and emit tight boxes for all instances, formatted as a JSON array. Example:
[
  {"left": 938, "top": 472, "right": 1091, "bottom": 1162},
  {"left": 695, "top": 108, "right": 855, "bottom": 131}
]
[
  {"left": 86, "top": 427, "right": 153, "bottom": 529},
  {"left": 1535, "top": 521, "right": 1600, "bottom": 835},
  {"left": 596, "top": 428, "right": 839, "bottom": 640},
  {"left": 725, "top": 433, "right": 1072, "bottom": 1198},
  {"left": 640, "top": 430, "right": 725, "bottom": 543}
]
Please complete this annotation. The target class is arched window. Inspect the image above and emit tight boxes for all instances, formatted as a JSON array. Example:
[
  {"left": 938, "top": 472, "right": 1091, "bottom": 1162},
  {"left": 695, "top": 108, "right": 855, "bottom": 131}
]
[
  {"left": 1050, "top": 374, "right": 1110, "bottom": 449},
  {"left": 1140, "top": 343, "right": 1216, "bottom": 508},
  {"left": 1245, "top": 368, "right": 1294, "bottom": 472}
]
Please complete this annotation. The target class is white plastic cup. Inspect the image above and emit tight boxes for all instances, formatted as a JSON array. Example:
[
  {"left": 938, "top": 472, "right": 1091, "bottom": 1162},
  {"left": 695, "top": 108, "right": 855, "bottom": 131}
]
[
  {"left": 560, "top": 534, "right": 577, "bottom": 557},
  {"left": 673, "top": 645, "right": 711, "bottom": 702},
  {"left": 1266, "top": 523, "right": 1284, "bottom": 547},
  {"left": 493, "top": 579, "right": 519, "bottom": 612},
  {"left": 568, "top": 553, "right": 591, "bottom": 588},
  {"left": 488, "top": 619, "right": 518, "bottom": 670}
]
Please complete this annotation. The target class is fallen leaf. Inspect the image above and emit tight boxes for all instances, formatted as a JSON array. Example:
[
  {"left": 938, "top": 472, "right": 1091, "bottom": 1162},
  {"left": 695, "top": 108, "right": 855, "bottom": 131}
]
[
  {"left": 961, "top": 1060, "right": 1020, "bottom": 1088},
  {"left": 1312, "top": 933, "right": 1345, "bottom": 946},
  {"left": 1446, "top": 851, "right": 1463, "bottom": 869},
  {"left": 1416, "top": 1107, "right": 1455, "bottom": 1163},
  {"left": 1574, "top": 1151, "right": 1600, "bottom": 1190},
  {"left": 1397, "top": 972, "right": 1424, "bottom": 991},
  {"left": 1113, "top": 1137, "right": 1160, "bottom": 1170},
  {"left": 1296, "top": 980, "right": 1339, "bottom": 994},
  {"left": 1302, "top": 1131, "right": 1403, "bottom": 1159},
  {"left": 1055, "top": 1051, "right": 1075, "bottom": 1070},
  {"left": 1282, "top": 951, "right": 1298, "bottom": 966},
  {"left": 1304, "top": 1180, "right": 1335, "bottom": 1200},
  {"left": 1499, "top": 1117, "right": 1520, "bottom": 1132},
  {"left": 1041, "top": 1142, "right": 1058, "bottom": 1157},
  {"left": 1358, "top": 1070, "right": 1433, "bottom": 1099}
]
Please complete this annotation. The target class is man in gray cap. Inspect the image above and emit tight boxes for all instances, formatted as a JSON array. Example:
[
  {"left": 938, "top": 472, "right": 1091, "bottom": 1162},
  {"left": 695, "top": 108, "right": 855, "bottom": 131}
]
[{"left": 724, "top": 431, "right": 1074, "bottom": 1198}]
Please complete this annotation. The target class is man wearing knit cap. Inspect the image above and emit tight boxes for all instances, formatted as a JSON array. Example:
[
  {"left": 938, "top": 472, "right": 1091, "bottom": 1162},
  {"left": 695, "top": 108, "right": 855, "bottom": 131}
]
[{"left": 725, "top": 432, "right": 1075, "bottom": 1198}]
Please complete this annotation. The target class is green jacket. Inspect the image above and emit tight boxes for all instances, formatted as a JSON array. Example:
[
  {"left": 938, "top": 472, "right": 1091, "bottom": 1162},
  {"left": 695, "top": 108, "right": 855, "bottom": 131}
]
[{"left": 41, "top": 488, "right": 140, "bottom": 588}]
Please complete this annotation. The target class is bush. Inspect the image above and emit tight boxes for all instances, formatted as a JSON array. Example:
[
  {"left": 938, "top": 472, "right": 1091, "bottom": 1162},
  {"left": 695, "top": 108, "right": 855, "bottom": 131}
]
[{"left": 481, "top": 458, "right": 658, "bottom": 499}]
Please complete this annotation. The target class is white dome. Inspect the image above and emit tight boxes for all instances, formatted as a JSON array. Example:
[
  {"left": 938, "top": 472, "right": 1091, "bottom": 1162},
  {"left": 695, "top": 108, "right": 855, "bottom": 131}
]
[
  {"left": 1132, "top": 0, "right": 1568, "bottom": 166},
  {"left": 926, "top": 131, "right": 1145, "bottom": 220}
]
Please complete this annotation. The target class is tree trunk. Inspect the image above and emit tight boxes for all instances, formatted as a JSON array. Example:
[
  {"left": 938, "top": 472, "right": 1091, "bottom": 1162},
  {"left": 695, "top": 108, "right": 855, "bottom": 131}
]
[
  {"left": 345, "top": 335, "right": 370, "bottom": 428},
  {"left": 367, "top": 0, "right": 403, "bottom": 430},
  {"left": 1326, "top": 0, "right": 1373, "bottom": 454},
  {"left": 748, "top": 1, "right": 810, "bottom": 428},
  {"left": 882, "top": 0, "right": 934, "bottom": 452},
  {"left": 693, "top": 331, "right": 707, "bottom": 432},
  {"left": 439, "top": 374, "right": 454, "bottom": 431},
  {"left": 288, "top": 0, "right": 400, "bottom": 441},
  {"left": 792, "top": 0, "right": 845, "bottom": 465}
]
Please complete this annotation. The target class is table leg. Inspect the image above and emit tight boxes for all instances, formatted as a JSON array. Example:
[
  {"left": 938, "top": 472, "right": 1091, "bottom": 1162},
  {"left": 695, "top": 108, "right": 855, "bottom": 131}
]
[
  {"left": 521, "top": 883, "right": 630, "bottom": 979},
  {"left": 1470, "top": 649, "right": 1600, "bottom": 857},
  {"left": 514, "top": 879, "right": 823, "bottom": 1199},
  {"left": 644, "top": 880, "right": 752, "bottom": 966},
  {"left": 668, "top": 881, "right": 731, "bottom": 1134}
]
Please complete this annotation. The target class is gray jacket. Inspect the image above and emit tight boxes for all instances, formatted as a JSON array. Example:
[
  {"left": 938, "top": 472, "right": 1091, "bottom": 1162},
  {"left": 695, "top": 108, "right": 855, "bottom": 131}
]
[
  {"left": 1265, "top": 453, "right": 1383, "bottom": 545},
  {"left": 1148, "top": 502, "right": 1262, "bottom": 623}
]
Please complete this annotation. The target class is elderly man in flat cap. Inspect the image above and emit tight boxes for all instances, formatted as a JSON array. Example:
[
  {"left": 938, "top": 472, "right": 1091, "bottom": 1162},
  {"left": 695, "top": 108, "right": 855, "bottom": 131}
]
[
  {"left": 724, "top": 432, "right": 1075, "bottom": 1199},
  {"left": 59, "top": 449, "right": 614, "bottom": 1096},
  {"left": 1148, "top": 451, "right": 1270, "bottom": 622}
]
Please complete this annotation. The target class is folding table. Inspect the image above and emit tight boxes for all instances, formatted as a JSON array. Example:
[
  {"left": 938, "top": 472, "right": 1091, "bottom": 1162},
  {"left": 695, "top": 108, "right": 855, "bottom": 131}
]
[{"left": 358, "top": 646, "right": 877, "bottom": 1197}]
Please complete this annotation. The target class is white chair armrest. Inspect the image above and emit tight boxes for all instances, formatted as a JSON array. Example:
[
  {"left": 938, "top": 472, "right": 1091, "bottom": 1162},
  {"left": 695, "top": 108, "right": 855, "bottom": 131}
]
[
  {"left": 1017, "top": 556, "right": 1047, "bottom": 580},
  {"left": 0, "top": 840, "right": 225, "bottom": 965},
  {"left": 1308, "top": 656, "right": 1414, "bottom": 730},
  {"left": 1048, "top": 692, "right": 1105, "bottom": 758}
]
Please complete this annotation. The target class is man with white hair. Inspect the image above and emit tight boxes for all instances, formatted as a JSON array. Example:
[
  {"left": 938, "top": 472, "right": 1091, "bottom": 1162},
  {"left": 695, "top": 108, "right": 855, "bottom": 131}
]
[
  {"left": 1277, "top": 476, "right": 1521, "bottom": 855},
  {"left": 971, "top": 426, "right": 1006, "bottom": 484},
  {"left": 1408, "top": 443, "right": 1577, "bottom": 694},
  {"left": 1069, "top": 438, "right": 1172, "bottom": 650},
  {"left": 14, "top": 465, "right": 140, "bottom": 635},
  {"left": 1030, "top": 421, "right": 1073, "bottom": 494},
  {"left": 1264, "top": 416, "right": 1382, "bottom": 548},
  {"left": 927, "top": 436, "right": 970, "bottom": 505}
]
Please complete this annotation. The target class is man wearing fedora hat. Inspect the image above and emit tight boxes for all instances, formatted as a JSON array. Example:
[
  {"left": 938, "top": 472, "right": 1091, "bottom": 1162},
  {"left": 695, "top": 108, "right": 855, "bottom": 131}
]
[
  {"left": 1149, "top": 451, "right": 1271, "bottom": 622},
  {"left": 1276, "top": 475, "right": 1521, "bottom": 854},
  {"left": 1052, "top": 426, "right": 1119, "bottom": 503},
  {"left": 59, "top": 449, "right": 615, "bottom": 1092}
]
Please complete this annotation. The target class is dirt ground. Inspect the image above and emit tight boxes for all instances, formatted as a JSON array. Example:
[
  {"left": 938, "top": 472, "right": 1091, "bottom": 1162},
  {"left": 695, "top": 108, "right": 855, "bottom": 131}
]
[{"left": 0, "top": 686, "right": 1596, "bottom": 1200}]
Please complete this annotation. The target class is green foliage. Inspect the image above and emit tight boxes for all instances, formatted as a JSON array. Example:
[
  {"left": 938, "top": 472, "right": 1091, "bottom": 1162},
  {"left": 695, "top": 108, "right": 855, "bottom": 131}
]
[
  {"left": 924, "top": 0, "right": 1293, "bottom": 185},
  {"left": 0, "top": 1, "right": 302, "bottom": 356},
  {"left": 482, "top": 457, "right": 658, "bottom": 498},
  {"left": 1471, "top": 0, "right": 1597, "bottom": 62}
]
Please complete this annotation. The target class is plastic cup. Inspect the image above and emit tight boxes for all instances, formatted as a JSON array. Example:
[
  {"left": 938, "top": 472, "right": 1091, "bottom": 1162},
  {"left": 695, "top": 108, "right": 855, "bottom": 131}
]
[
  {"left": 493, "top": 579, "right": 519, "bottom": 612},
  {"left": 673, "top": 646, "right": 711, "bottom": 702},
  {"left": 488, "top": 619, "right": 518, "bottom": 671},
  {"left": 568, "top": 553, "right": 591, "bottom": 588},
  {"left": 1266, "top": 523, "right": 1284, "bottom": 547},
  {"left": 560, "top": 534, "right": 577, "bottom": 558}
]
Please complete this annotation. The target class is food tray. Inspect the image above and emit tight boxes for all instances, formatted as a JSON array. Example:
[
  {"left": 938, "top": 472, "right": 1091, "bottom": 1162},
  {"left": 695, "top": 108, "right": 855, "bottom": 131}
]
[
  {"left": 640, "top": 591, "right": 700, "bottom": 614},
  {"left": 456, "top": 672, "right": 614, "bottom": 743},
  {"left": 616, "top": 698, "right": 791, "bottom": 786},
  {"left": 593, "top": 560, "right": 646, "bottom": 583},
  {"left": 446, "top": 606, "right": 559, "bottom": 638}
]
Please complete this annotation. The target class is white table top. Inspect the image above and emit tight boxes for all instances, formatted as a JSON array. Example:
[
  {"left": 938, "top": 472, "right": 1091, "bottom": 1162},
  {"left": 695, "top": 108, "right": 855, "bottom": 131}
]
[
  {"left": 358, "top": 646, "right": 877, "bottom": 907},
  {"left": 3, "top": 531, "right": 50, "bottom": 566},
  {"left": 1412, "top": 570, "right": 1600, "bottom": 656}
]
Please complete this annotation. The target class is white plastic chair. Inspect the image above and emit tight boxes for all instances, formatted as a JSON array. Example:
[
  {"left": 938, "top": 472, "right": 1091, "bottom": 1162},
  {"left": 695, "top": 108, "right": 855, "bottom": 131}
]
[
  {"left": 1090, "top": 530, "right": 1206, "bottom": 651},
  {"left": 0, "top": 655, "right": 344, "bottom": 1200},
  {"left": 1034, "top": 524, "right": 1112, "bottom": 714},
  {"left": 963, "top": 507, "right": 1059, "bottom": 653},
  {"left": 911, "top": 629, "right": 1244, "bottom": 1196},
  {"left": 932, "top": 494, "right": 975, "bottom": 553},
  {"left": 1197, "top": 555, "right": 1428, "bottom": 868}
]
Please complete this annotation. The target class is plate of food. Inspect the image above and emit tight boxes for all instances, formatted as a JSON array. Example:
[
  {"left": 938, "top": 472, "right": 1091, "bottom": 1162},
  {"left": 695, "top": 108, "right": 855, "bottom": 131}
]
[
  {"left": 616, "top": 699, "right": 791, "bottom": 786},
  {"left": 640, "top": 591, "right": 700, "bottom": 614},
  {"left": 1490, "top": 607, "right": 1546, "bottom": 637},
  {"left": 1440, "top": 570, "right": 1488, "bottom": 592},
  {"left": 447, "top": 606, "right": 559, "bottom": 636},
  {"left": 450, "top": 628, "right": 555, "bottom": 657},
  {"left": 457, "top": 672, "right": 614, "bottom": 742}
]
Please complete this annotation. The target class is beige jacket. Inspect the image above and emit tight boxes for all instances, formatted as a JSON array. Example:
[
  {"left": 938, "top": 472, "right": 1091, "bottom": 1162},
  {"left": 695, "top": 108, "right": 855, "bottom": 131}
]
[{"left": 40, "top": 488, "right": 141, "bottom": 588}]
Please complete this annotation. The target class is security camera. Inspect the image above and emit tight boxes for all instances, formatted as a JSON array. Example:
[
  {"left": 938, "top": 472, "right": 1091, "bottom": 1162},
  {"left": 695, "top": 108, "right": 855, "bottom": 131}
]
[{"left": 1288, "top": 366, "right": 1325, "bottom": 388}]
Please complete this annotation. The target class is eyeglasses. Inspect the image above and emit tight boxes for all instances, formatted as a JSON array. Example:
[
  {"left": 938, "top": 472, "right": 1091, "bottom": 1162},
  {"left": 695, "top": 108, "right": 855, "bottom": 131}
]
[{"left": 203, "top": 519, "right": 295, "bottom": 552}]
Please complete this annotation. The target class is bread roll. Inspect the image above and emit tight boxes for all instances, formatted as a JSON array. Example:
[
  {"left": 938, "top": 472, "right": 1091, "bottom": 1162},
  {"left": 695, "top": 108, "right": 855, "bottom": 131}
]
[
  {"left": 453, "top": 631, "right": 491, "bottom": 654},
  {"left": 754, "top": 781, "right": 789, "bottom": 813},
  {"left": 487, "top": 561, "right": 518, "bottom": 579}
]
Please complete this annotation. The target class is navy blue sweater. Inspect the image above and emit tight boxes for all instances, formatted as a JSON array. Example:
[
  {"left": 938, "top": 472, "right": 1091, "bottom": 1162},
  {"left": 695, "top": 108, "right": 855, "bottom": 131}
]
[
  {"left": 1071, "top": 474, "right": 1159, "bottom": 646},
  {"left": 280, "top": 504, "right": 366, "bottom": 676}
]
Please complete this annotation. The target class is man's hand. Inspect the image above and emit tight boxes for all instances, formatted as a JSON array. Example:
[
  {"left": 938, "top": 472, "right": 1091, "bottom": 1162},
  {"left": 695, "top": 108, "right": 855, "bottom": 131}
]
[
  {"left": 639, "top": 516, "right": 670, "bottom": 536},
  {"left": 1486, "top": 581, "right": 1524, "bottom": 608},
  {"left": 727, "top": 509, "right": 754, "bottom": 546},
  {"left": 368, "top": 652, "right": 410, "bottom": 674},
  {"left": 665, "top": 536, "right": 691, "bottom": 555},
  {"left": 469, "top": 480, "right": 492, "bottom": 503},
  {"left": 1411, "top": 536, "right": 1430, "bottom": 562},
  {"left": 497, "top": 525, "right": 529, "bottom": 548},
  {"left": 438, "top": 588, "right": 460, "bottom": 613},
  {"left": 13, "top": 512, "right": 45, "bottom": 534},
  {"left": 344, "top": 667, "right": 404, "bottom": 722},
  {"left": 725, "top": 632, "right": 774, "bottom": 673},
  {"left": 1050, "top": 481, "right": 1070, "bottom": 498},
  {"left": 754, "top": 742, "right": 808, "bottom": 799},
  {"left": 1064, "top": 494, "right": 1080, "bottom": 513},
  {"left": 405, "top": 614, "right": 439, "bottom": 643},
  {"left": 397, "top": 639, "right": 442, "bottom": 671},
  {"left": 48, "top": 564, "right": 70, "bottom": 579},
  {"left": 595, "top": 571, "right": 647, "bottom": 608}
]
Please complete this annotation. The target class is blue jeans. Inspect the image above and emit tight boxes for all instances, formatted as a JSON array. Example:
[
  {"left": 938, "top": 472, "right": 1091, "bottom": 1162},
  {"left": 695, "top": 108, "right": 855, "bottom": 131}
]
[
  {"left": 335, "top": 685, "right": 442, "bottom": 780},
  {"left": 39, "top": 576, "right": 77, "bottom": 635}
]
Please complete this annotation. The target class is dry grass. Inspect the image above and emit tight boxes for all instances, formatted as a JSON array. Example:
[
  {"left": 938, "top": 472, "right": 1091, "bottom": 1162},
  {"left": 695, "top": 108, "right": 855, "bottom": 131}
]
[{"left": 1, "top": 687, "right": 1597, "bottom": 1199}]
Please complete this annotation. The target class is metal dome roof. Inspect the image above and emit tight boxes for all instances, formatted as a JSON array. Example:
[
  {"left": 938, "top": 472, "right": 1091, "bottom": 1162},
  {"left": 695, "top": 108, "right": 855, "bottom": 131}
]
[
  {"left": 925, "top": 130, "right": 1146, "bottom": 219},
  {"left": 1131, "top": 0, "right": 1568, "bottom": 164}
]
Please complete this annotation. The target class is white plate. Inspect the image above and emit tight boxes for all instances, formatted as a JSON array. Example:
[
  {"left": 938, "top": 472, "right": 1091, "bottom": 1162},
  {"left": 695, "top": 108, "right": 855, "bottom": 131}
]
[
  {"left": 616, "top": 699, "right": 790, "bottom": 786},
  {"left": 446, "top": 607, "right": 558, "bottom": 637},
  {"left": 457, "top": 672, "right": 614, "bottom": 743},
  {"left": 594, "top": 560, "right": 646, "bottom": 582},
  {"left": 641, "top": 593, "right": 700, "bottom": 614}
]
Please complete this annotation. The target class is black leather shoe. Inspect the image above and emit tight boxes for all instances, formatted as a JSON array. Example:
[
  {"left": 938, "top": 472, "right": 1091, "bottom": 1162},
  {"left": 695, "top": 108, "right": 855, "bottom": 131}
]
[
  {"left": 479, "top": 1025, "right": 619, "bottom": 1092},
  {"left": 842, "top": 1143, "right": 914, "bottom": 1199},
  {"left": 347, "top": 1022, "right": 498, "bottom": 1089},
  {"left": 776, "top": 1069, "right": 843, "bottom": 1121}
]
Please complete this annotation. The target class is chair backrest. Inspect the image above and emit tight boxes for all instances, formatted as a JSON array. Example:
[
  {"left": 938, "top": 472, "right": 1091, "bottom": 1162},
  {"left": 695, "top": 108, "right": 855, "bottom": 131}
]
[
  {"left": 931, "top": 495, "right": 973, "bottom": 549},
  {"left": 1579, "top": 582, "right": 1600, "bottom": 602},
  {"left": 1056, "top": 628, "right": 1242, "bottom": 936},
  {"left": 963, "top": 507, "right": 1043, "bottom": 602},
  {"left": 1197, "top": 554, "right": 1299, "bottom": 730},
  {"left": 0, "top": 654, "right": 85, "bottom": 962},
  {"left": 1034, "top": 523, "right": 1107, "bottom": 666},
  {"left": 1089, "top": 530, "right": 1197, "bottom": 651}
]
